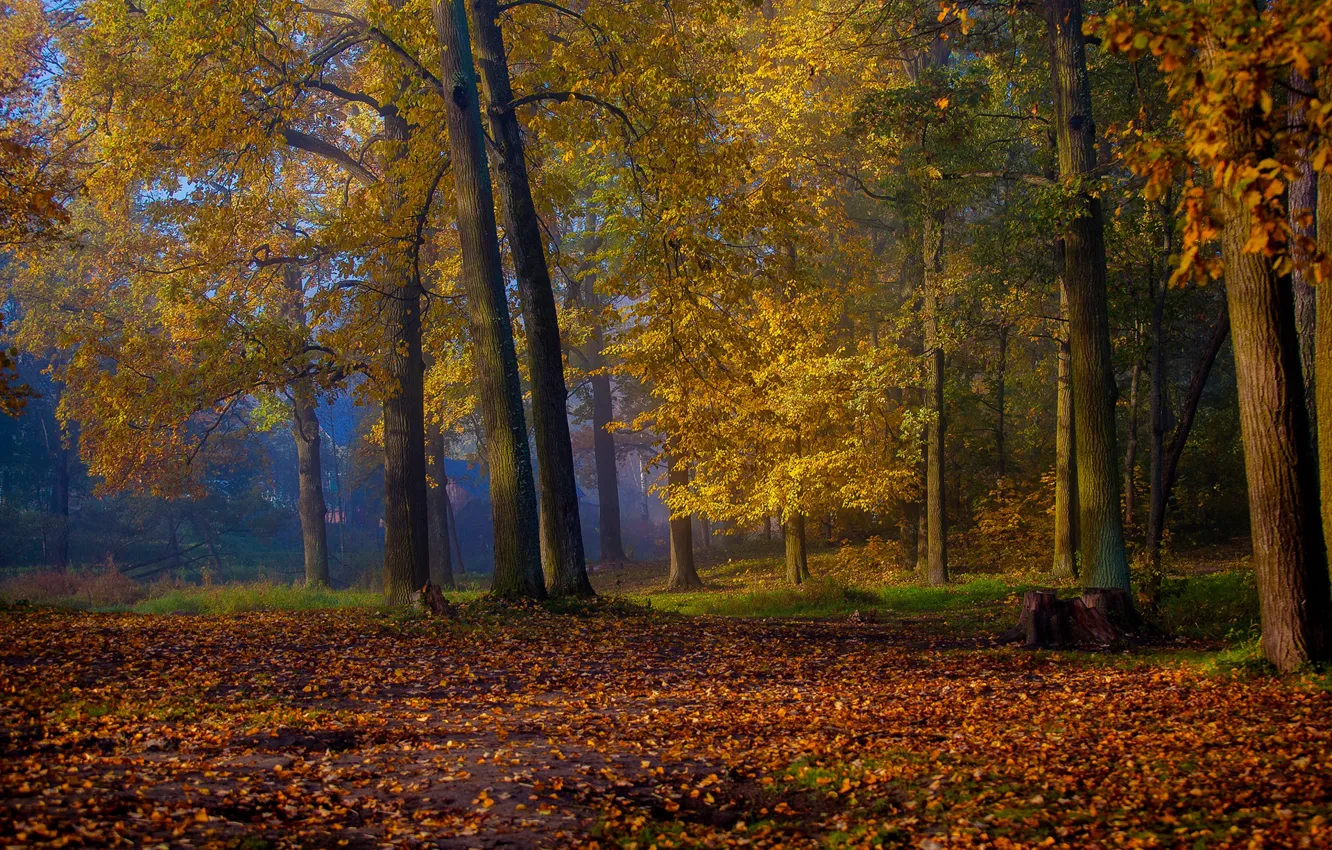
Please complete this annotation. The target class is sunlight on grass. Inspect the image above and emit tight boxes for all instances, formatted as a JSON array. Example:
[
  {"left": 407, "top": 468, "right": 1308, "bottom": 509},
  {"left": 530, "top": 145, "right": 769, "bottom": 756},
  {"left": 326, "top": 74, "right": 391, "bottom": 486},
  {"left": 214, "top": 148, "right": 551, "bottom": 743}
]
[
  {"left": 131, "top": 582, "right": 384, "bottom": 614},
  {"left": 633, "top": 576, "right": 1033, "bottom": 622}
]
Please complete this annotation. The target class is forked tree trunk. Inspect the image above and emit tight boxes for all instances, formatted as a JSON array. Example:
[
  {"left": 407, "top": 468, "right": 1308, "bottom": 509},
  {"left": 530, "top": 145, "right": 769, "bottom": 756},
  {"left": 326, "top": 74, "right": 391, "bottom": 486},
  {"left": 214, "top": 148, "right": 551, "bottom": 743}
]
[
  {"left": 434, "top": 0, "right": 544, "bottom": 599},
  {"left": 784, "top": 514, "right": 810, "bottom": 584},
  {"left": 922, "top": 211, "right": 948, "bottom": 586},
  {"left": 666, "top": 456, "right": 702, "bottom": 590},
  {"left": 1223, "top": 167, "right": 1330, "bottom": 671},
  {"left": 1053, "top": 259, "right": 1078, "bottom": 580},
  {"left": 292, "top": 381, "right": 331, "bottom": 587},
  {"left": 469, "top": 0, "right": 592, "bottom": 596},
  {"left": 1045, "top": 0, "right": 1130, "bottom": 592},
  {"left": 1146, "top": 298, "right": 1229, "bottom": 607},
  {"left": 428, "top": 427, "right": 456, "bottom": 589}
]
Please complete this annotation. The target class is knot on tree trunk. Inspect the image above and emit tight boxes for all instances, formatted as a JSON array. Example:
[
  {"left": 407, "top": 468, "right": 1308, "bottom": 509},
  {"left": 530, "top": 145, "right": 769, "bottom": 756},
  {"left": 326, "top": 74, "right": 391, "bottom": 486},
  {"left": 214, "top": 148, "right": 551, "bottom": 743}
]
[
  {"left": 417, "top": 583, "right": 456, "bottom": 618},
  {"left": 1002, "top": 588, "right": 1140, "bottom": 649}
]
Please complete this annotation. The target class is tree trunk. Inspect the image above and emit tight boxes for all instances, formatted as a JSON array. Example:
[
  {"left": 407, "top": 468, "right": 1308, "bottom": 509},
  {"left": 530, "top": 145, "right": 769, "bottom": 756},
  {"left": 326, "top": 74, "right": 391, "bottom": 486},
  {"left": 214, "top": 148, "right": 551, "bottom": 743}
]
[
  {"left": 1145, "top": 248, "right": 1170, "bottom": 608},
  {"left": 377, "top": 71, "right": 430, "bottom": 605},
  {"left": 1146, "top": 297, "right": 1229, "bottom": 607},
  {"left": 48, "top": 416, "right": 70, "bottom": 571},
  {"left": 1224, "top": 174, "right": 1330, "bottom": 671},
  {"left": 1007, "top": 588, "right": 1139, "bottom": 648},
  {"left": 1046, "top": 0, "right": 1130, "bottom": 592},
  {"left": 915, "top": 503, "right": 928, "bottom": 579},
  {"left": 922, "top": 210, "right": 948, "bottom": 586},
  {"left": 1053, "top": 255, "right": 1078, "bottom": 580},
  {"left": 901, "top": 500, "right": 920, "bottom": 570},
  {"left": 469, "top": 0, "right": 591, "bottom": 596},
  {"left": 292, "top": 381, "right": 331, "bottom": 587},
  {"left": 447, "top": 490, "right": 466, "bottom": 575},
  {"left": 1123, "top": 360, "right": 1141, "bottom": 530},
  {"left": 591, "top": 367, "right": 627, "bottom": 562},
  {"left": 434, "top": 0, "right": 544, "bottom": 599},
  {"left": 1320, "top": 74, "right": 1332, "bottom": 574},
  {"left": 996, "top": 324, "right": 1007, "bottom": 479},
  {"left": 428, "top": 427, "right": 456, "bottom": 589},
  {"left": 167, "top": 515, "right": 181, "bottom": 574},
  {"left": 784, "top": 514, "right": 810, "bottom": 584},
  {"left": 1289, "top": 72, "right": 1317, "bottom": 431},
  {"left": 666, "top": 456, "right": 702, "bottom": 589}
]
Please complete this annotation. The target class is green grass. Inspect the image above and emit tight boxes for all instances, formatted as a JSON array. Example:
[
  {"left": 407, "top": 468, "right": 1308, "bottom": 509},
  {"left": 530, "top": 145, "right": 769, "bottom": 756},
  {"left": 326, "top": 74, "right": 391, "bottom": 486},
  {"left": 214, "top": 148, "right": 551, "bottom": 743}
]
[
  {"left": 129, "top": 582, "right": 389, "bottom": 615},
  {"left": 1156, "top": 569, "right": 1260, "bottom": 641},
  {"left": 633, "top": 576, "right": 1029, "bottom": 623}
]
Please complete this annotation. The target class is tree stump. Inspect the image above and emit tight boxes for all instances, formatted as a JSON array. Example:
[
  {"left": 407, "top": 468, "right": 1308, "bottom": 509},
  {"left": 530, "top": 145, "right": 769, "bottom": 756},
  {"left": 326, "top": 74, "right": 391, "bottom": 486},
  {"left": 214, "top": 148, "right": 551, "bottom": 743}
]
[
  {"left": 1003, "top": 588, "right": 1138, "bottom": 649},
  {"left": 419, "top": 583, "right": 455, "bottom": 618}
]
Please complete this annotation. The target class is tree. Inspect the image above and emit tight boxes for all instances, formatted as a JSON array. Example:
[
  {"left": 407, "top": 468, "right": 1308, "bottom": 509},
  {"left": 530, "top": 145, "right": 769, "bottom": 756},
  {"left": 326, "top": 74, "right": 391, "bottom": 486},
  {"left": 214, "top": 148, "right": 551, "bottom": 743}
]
[
  {"left": 1046, "top": 0, "right": 1131, "bottom": 593},
  {"left": 433, "top": 0, "right": 544, "bottom": 599},
  {"left": 1099, "top": 0, "right": 1332, "bottom": 668},
  {"left": 666, "top": 454, "right": 702, "bottom": 590},
  {"left": 467, "top": 0, "right": 592, "bottom": 596}
]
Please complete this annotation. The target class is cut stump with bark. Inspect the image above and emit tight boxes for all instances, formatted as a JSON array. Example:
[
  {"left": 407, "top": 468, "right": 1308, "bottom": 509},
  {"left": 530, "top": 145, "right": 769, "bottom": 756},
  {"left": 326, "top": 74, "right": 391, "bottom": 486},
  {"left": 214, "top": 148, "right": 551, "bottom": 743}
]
[
  {"left": 418, "top": 583, "right": 456, "bottom": 618},
  {"left": 1002, "top": 588, "right": 1138, "bottom": 649}
]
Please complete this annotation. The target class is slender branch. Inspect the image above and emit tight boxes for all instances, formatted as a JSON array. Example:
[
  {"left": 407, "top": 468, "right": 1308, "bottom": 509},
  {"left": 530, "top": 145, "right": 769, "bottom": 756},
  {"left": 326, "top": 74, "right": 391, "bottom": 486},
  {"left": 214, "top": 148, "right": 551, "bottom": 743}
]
[
  {"left": 497, "top": 0, "right": 581, "bottom": 15},
  {"left": 367, "top": 26, "right": 445, "bottom": 94},
  {"left": 501, "top": 91, "right": 637, "bottom": 138},
  {"left": 938, "top": 171, "right": 1055, "bottom": 186}
]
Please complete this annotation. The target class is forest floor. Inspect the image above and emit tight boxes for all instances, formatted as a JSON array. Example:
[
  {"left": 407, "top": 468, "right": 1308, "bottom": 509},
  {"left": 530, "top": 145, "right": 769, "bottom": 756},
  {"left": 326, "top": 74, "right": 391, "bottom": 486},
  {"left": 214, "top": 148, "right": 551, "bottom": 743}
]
[{"left": 3, "top": 547, "right": 1330, "bottom": 849}]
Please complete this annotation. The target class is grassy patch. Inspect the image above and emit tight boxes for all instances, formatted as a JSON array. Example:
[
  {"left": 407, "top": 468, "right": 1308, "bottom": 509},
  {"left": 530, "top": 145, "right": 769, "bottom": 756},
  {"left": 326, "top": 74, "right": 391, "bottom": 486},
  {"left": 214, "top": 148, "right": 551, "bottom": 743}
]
[
  {"left": 634, "top": 576, "right": 1030, "bottom": 630},
  {"left": 130, "top": 582, "right": 387, "bottom": 615},
  {"left": 1156, "top": 568, "right": 1260, "bottom": 642}
]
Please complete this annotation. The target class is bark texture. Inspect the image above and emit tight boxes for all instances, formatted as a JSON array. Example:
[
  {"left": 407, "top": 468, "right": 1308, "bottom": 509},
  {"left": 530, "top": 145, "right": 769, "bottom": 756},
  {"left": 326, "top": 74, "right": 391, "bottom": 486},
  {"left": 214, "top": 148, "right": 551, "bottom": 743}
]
[
  {"left": 1223, "top": 178, "right": 1329, "bottom": 672},
  {"left": 784, "top": 515, "right": 811, "bottom": 585},
  {"left": 377, "top": 38, "right": 430, "bottom": 604},
  {"left": 1053, "top": 259, "right": 1078, "bottom": 580},
  {"left": 1289, "top": 72, "right": 1317, "bottom": 426},
  {"left": 292, "top": 381, "right": 330, "bottom": 588},
  {"left": 434, "top": 0, "right": 544, "bottom": 599},
  {"left": 666, "top": 457, "right": 703, "bottom": 589},
  {"left": 283, "top": 261, "right": 330, "bottom": 589},
  {"left": 1045, "top": 0, "right": 1130, "bottom": 592},
  {"left": 1006, "top": 588, "right": 1139, "bottom": 649},
  {"left": 922, "top": 211, "right": 948, "bottom": 586},
  {"left": 469, "top": 0, "right": 591, "bottom": 596},
  {"left": 1317, "top": 74, "right": 1332, "bottom": 558}
]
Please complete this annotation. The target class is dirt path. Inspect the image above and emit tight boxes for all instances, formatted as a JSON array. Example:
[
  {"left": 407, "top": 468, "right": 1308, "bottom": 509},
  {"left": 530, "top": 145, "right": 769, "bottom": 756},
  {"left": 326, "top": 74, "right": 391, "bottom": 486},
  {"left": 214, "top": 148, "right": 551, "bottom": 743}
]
[{"left": 2, "top": 606, "right": 1330, "bottom": 848}]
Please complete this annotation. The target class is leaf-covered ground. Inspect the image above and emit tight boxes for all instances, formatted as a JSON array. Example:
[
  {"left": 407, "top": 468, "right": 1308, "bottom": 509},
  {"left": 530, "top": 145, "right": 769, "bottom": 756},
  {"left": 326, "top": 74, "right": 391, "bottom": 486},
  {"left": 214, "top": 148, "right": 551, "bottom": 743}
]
[{"left": 2, "top": 599, "right": 1329, "bottom": 849}]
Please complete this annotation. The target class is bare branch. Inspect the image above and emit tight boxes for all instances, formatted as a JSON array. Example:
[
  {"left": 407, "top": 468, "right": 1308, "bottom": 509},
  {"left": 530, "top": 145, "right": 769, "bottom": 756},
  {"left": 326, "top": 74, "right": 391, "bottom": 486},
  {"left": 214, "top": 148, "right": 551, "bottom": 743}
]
[
  {"left": 501, "top": 91, "right": 636, "bottom": 138},
  {"left": 280, "top": 127, "right": 378, "bottom": 186}
]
